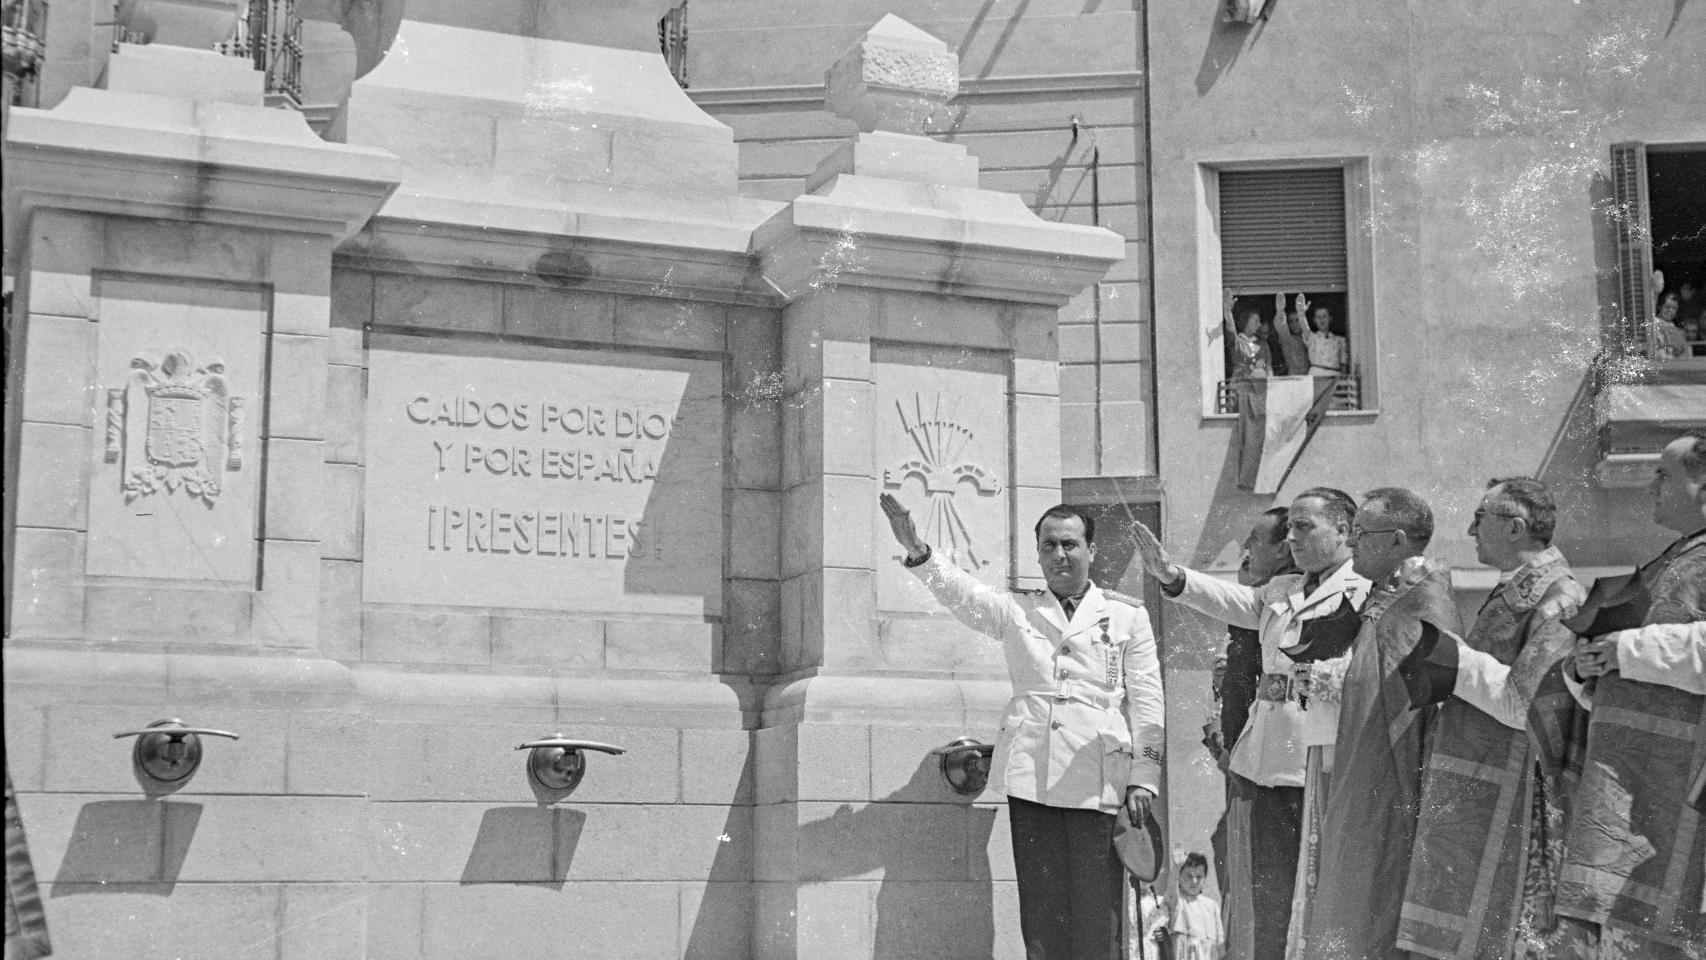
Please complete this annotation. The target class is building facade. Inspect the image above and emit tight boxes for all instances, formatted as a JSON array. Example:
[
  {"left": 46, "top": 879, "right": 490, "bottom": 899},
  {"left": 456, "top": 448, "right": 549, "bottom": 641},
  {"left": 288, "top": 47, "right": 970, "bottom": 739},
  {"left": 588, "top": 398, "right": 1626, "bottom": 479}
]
[{"left": 4, "top": 0, "right": 1704, "bottom": 958}]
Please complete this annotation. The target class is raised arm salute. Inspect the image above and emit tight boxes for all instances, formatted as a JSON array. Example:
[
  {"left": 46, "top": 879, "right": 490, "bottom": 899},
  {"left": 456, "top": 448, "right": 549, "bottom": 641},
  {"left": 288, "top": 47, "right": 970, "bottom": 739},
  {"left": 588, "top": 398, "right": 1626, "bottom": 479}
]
[
  {"left": 1132, "top": 491, "right": 1370, "bottom": 960},
  {"left": 880, "top": 492, "right": 1162, "bottom": 960}
]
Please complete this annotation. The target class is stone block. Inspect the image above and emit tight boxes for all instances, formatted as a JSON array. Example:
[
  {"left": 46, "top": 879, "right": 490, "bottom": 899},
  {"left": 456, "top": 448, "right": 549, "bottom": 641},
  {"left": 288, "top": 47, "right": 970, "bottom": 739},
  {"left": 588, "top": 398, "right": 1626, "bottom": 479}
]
[
  {"left": 19, "top": 314, "right": 95, "bottom": 426},
  {"left": 728, "top": 305, "right": 782, "bottom": 389},
  {"left": 1012, "top": 395, "right": 1061, "bottom": 488},
  {"left": 680, "top": 880, "right": 755, "bottom": 960},
  {"left": 373, "top": 275, "right": 502, "bottom": 334},
  {"left": 875, "top": 292, "right": 1006, "bottom": 351},
  {"left": 821, "top": 475, "right": 876, "bottom": 569},
  {"left": 26, "top": 209, "right": 102, "bottom": 278},
  {"left": 281, "top": 883, "right": 367, "bottom": 960},
  {"left": 731, "top": 400, "right": 782, "bottom": 491},
  {"left": 1060, "top": 402, "right": 1098, "bottom": 477},
  {"left": 1058, "top": 321, "right": 1097, "bottom": 363},
  {"left": 796, "top": 724, "right": 871, "bottom": 802},
  {"left": 419, "top": 882, "right": 679, "bottom": 960},
  {"left": 286, "top": 711, "right": 369, "bottom": 796},
  {"left": 755, "top": 724, "right": 799, "bottom": 806},
  {"left": 795, "top": 800, "right": 971, "bottom": 882},
  {"left": 262, "top": 437, "right": 326, "bottom": 542},
  {"left": 781, "top": 383, "right": 815, "bottom": 491},
  {"left": 1100, "top": 321, "right": 1147, "bottom": 363},
  {"left": 983, "top": 803, "right": 1016, "bottom": 881},
  {"left": 268, "top": 333, "right": 330, "bottom": 441},
  {"left": 330, "top": 269, "right": 374, "bottom": 334},
  {"left": 25, "top": 269, "right": 93, "bottom": 322},
  {"left": 84, "top": 584, "right": 251, "bottom": 645},
  {"left": 615, "top": 296, "right": 726, "bottom": 353},
  {"left": 270, "top": 234, "right": 334, "bottom": 296},
  {"left": 7, "top": 526, "right": 86, "bottom": 640},
  {"left": 362, "top": 608, "right": 491, "bottom": 665},
  {"left": 1013, "top": 356, "right": 1059, "bottom": 398},
  {"left": 753, "top": 880, "right": 797, "bottom": 960},
  {"left": 104, "top": 219, "right": 264, "bottom": 283},
  {"left": 492, "top": 114, "right": 613, "bottom": 181},
  {"left": 323, "top": 363, "right": 365, "bottom": 465},
  {"left": 605, "top": 619, "right": 715, "bottom": 672},
  {"left": 821, "top": 378, "right": 875, "bottom": 478},
  {"left": 610, "top": 129, "right": 738, "bottom": 194},
  {"left": 866, "top": 880, "right": 1007, "bottom": 959},
  {"left": 252, "top": 538, "right": 322, "bottom": 648},
  {"left": 320, "top": 462, "right": 363, "bottom": 560},
  {"left": 35, "top": 882, "right": 283, "bottom": 960},
  {"left": 1013, "top": 486, "right": 1060, "bottom": 560},
  {"left": 820, "top": 567, "right": 880, "bottom": 668},
  {"left": 723, "top": 578, "right": 781, "bottom": 676},
  {"left": 175, "top": 796, "right": 367, "bottom": 881},
  {"left": 3, "top": 701, "right": 45, "bottom": 791},
  {"left": 730, "top": 488, "right": 781, "bottom": 579},
  {"left": 272, "top": 291, "right": 332, "bottom": 339},
  {"left": 1059, "top": 362, "right": 1097, "bottom": 405},
  {"left": 364, "top": 883, "right": 424, "bottom": 960},
  {"left": 781, "top": 480, "right": 823, "bottom": 579},
  {"left": 490, "top": 615, "right": 604, "bottom": 668},
  {"left": 794, "top": 880, "right": 875, "bottom": 958},
  {"left": 753, "top": 800, "right": 800, "bottom": 881},
  {"left": 1099, "top": 401, "right": 1151, "bottom": 476},
  {"left": 1100, "top": 361, "right": 1149, "bottom": 401},
  {"left": 13, "top": 421, "right": 89, "bottom": 530},
  {"left": 779, "top": 573, "right": 807, "bottom": 672},
  {"left": 569, "top": 803, "right": 753, "bottom": 881},
  {"left": 318, "top": 559, "right": 362, "bottom": 661},
  {"left": 682, "top": 728, "right": 755, "bottom": 805},
  {"left": 503, "top": 286, "right": 616, "bottom": 342}
]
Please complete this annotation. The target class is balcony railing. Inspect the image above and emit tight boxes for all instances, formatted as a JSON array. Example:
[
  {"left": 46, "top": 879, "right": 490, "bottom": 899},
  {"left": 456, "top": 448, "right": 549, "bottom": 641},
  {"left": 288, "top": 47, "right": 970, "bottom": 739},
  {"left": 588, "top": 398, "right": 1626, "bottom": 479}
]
[
  {"left": 1216, "top": 375, "right": 1361, "bottom": 415},
  {"left": 216, "top": 0, "right": 302, "bottom": 107}
]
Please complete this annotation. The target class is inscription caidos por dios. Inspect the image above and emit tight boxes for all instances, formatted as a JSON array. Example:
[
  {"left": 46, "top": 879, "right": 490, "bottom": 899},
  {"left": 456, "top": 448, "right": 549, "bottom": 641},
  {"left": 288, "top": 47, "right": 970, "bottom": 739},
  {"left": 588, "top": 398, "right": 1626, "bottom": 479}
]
[{"left": 407, "top": 394, "right": 683, "bottom": 559}]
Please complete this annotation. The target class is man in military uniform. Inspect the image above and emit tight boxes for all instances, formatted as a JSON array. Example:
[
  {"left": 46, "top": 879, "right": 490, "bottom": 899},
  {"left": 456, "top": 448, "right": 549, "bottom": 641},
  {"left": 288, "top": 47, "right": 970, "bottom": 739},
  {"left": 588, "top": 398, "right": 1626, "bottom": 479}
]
[
  {"left": 1132, "top": 487, "right": 1371, "bottom": 959},
  {"left": 879, "top": 494, "right": 1165, "bottom": 960}
]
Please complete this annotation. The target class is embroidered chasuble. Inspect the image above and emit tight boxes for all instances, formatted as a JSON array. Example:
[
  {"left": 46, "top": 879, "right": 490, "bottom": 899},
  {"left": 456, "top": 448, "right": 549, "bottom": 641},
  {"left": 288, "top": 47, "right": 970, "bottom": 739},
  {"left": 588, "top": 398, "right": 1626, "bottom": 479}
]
[
  {"left": 1553, "top": 531, "right": 1706, "bottom": 959},
  {"left": 1396, "top": 547, "right": 1583, "bottom": 960},
  {"left": 1302, "top": 559, "right": 1462, "bottom": 960}
]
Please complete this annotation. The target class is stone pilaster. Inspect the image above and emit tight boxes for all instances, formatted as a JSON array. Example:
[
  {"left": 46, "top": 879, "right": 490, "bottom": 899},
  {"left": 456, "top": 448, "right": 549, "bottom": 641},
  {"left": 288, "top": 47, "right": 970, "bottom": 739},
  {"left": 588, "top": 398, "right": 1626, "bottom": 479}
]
[{"left": 749, "top": 16, "right": 1124, "bottom": 959}]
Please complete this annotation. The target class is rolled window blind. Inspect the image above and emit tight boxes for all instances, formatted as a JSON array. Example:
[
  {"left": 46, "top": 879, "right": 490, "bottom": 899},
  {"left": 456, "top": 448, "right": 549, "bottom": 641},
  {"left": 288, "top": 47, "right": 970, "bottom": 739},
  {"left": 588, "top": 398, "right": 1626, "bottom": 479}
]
[{"left": 1219, "top": 168, "right": 1348, "bottom": 292}]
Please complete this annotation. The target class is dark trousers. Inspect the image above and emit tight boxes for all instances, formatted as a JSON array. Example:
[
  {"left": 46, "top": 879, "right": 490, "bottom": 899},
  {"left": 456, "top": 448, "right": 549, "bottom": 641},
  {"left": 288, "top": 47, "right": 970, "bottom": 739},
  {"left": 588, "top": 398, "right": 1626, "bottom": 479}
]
[
  {"left": 1008, "top": 795, "right": 1123, "bottom": 960},
  {"left": 1249, "top": 782, "right": 1303, "bottom": 960}
]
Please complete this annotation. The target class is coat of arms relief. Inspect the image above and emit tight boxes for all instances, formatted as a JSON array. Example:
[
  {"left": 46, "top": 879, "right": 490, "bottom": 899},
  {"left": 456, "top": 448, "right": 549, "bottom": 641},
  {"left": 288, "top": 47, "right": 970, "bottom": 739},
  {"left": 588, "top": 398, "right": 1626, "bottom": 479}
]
[{"left": 105, "top": 349, "right": 246, "bottom": 505}]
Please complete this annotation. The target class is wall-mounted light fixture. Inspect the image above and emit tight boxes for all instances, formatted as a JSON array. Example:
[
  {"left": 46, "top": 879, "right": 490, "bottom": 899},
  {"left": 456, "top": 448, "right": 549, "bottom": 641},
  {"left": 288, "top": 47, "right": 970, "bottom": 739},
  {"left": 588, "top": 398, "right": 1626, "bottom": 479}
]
[
  {"left": 930, "top": 737, "right": 993, "bottom": 795},
  {"left": 113, "top": 718, "right": 240, "bottom": 787},
  {"left": 516, "top": 736, "right": 626, "bottom": 794}
]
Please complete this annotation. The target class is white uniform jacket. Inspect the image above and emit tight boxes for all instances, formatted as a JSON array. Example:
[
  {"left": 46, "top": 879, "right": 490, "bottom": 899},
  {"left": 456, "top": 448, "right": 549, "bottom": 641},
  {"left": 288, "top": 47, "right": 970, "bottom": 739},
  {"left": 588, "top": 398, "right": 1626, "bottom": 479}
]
[
  {"left": 908, "top": 551, "right": 1165, "bottom": 811},
  {"left": 1167, "top": 560, "right": 1370, "bottom": 787}
]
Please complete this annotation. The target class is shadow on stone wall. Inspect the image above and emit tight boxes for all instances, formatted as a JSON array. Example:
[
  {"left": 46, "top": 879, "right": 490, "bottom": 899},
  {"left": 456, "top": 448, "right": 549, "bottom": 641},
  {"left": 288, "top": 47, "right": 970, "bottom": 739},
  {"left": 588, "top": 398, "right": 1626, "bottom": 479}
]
[
  {"left": 683, "top": 743, "right": 758, "bottom": 959},
  {"left": 459, "top": 806, "right": 587, "bottom": 888},
  {"left": 798, "top": 756, "right": 999, "bottom": 960},
  {"left": 51, "top": 800, "right": 202, "bottom": 895}
]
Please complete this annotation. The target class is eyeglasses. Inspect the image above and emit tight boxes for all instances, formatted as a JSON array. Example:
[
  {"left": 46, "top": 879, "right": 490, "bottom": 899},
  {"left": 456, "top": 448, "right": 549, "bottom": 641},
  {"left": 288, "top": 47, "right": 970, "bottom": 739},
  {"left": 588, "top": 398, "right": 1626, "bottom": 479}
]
[{"left": 1352, "top": 527, "right": 1401, "bottom": 540}]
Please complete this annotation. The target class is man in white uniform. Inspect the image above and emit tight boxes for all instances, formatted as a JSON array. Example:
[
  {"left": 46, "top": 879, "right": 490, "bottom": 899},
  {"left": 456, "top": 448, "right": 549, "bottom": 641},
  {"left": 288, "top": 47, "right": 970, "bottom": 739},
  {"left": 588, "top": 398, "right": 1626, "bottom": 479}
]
[
  {"left": 1133, "top": 487, "right": 1370, "bottom": 958},
  {"left": 880, "top": 494, "right": 1164, "bottom": 960}
]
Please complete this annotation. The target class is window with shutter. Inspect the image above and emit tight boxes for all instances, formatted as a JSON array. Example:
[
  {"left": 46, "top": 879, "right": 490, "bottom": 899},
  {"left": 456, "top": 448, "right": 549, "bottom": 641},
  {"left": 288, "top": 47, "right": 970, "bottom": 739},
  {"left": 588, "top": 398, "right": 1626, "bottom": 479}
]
[
  {"left": 1610, "top": 142, "right": 1653, "bottom": 355},
  {"left": 1210, "top": 165, "right": 1364, "bottom": 412},
  {"left": 1219, "top": 168, "right": 1348, "bottom": 293}
]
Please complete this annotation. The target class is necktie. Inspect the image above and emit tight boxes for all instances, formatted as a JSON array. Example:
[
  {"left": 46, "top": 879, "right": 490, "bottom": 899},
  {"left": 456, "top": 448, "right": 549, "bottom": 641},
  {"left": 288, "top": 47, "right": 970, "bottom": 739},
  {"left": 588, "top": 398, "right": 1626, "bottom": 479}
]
[{"left": 1061, "top": 598, "right": 1076, "bottom": 620}]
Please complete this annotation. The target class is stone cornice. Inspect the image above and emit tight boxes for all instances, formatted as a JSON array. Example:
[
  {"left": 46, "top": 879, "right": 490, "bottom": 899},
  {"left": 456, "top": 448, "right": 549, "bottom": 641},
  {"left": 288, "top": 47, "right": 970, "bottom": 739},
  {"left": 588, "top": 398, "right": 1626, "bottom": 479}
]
[
  {"left": 2, "top": 87, "right": 400, "bottom": 270},
  {"left": 754, "top": 174, "right": 1126, "bottom": 306}
]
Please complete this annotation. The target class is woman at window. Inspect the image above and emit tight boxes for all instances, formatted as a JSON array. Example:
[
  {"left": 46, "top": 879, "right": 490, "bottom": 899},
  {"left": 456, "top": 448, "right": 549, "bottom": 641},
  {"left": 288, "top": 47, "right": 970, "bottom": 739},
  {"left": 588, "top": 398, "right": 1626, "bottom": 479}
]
[
  {"left": 1295, "top": 294, "right": 1347, "bottom": 376},
  {"left": 1223, "top": 288, "right": 1272, "bottom": 380},
  {"left": 1651, "top": 290, "right": 1690, "bottom": 360}
]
